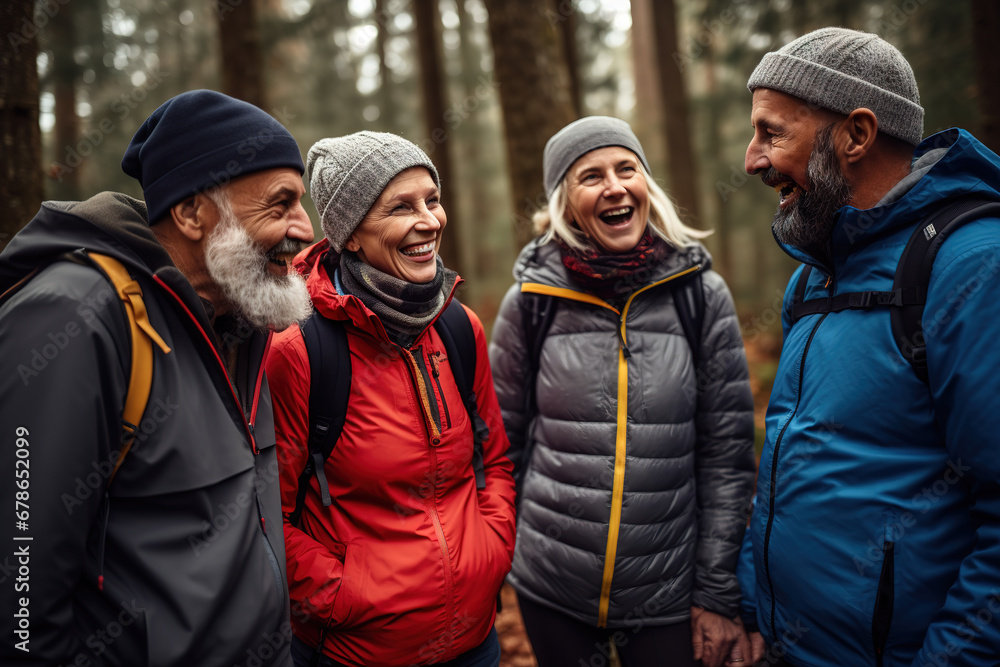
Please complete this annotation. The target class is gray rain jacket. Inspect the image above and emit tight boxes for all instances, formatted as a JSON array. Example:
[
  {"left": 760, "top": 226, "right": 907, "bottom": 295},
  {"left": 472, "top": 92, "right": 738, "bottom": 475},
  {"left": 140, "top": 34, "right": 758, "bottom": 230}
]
[
  {"left": 489, "top": 237, "right": 755, "bottom": 628},
  {"left": 0, "top": 193, "right": 291, "bottom": 666}
]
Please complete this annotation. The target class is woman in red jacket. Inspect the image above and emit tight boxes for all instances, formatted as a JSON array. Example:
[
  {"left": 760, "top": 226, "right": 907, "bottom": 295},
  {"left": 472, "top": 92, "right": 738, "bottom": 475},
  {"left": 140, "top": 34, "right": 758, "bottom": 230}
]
[{"left": 265, "top": 132, "right": 516, "bottom": 667}]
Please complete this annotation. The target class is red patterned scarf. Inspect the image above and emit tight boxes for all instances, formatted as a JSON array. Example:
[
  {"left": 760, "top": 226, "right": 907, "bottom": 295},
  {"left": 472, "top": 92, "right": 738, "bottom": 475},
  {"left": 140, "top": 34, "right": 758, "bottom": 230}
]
[{"left": 557, "top": 229, "right": 668, "bottom": 303}]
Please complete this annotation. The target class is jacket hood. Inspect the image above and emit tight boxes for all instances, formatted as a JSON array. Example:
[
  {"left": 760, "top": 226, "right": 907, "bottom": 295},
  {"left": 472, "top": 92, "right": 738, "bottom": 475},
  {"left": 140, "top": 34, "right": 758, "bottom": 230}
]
[
  {"left": 781, "top": 128, "right": 1000, "bottom": 270},
  {"left": 0, "top": 192, "right": 176, "bottom": 292},
  {"left": 512, "top": 233, "right": 712, "bottom": 290},
  {"left": 292, "top": 238, "right": 462, "bottom": 344}
]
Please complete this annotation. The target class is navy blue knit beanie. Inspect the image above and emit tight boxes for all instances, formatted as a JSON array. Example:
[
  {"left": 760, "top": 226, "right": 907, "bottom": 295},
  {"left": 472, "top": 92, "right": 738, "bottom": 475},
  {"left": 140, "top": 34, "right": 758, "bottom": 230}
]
[{"left": 122, "top": 89, "right": 304, "bottom": 224}]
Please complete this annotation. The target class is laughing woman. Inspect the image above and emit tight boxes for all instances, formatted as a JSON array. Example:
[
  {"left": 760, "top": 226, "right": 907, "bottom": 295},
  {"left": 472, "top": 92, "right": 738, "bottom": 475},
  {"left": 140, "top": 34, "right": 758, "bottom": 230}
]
[
  {"left": 266, "top": 132, "right": 515, "bottom": 667},
  {"left": 489, "top": 117, "right": 755, "bottom": 667}
]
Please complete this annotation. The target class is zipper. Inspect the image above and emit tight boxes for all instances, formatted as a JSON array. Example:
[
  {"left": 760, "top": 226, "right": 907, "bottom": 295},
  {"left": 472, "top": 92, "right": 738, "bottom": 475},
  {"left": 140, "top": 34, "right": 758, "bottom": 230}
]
[
  {"left": 412, "top": 347, "right": 443, "bottom": 433},
  {"left": 401, "top": 349, "right": 442, "bottom": 441},
  {"left": 256, "top": 493, "right": 287, "bottom": 621},
  {"left": 763, "top": 312, "right": 829, "bottom": 638},
  {"left": 399, "top": 345, "right": 454, "bottom": 657},
  {"left": 872, "top": 540, "right": 895, "bottom": 666},
  {"left": 523, "top": 264, "right": 702, "bottom": 628},
  {"left": 429, "top": 352, "right": 453, "bottom": 429},
  {"left": 153, "top": 276, "right": 259, "bottom": 454}
]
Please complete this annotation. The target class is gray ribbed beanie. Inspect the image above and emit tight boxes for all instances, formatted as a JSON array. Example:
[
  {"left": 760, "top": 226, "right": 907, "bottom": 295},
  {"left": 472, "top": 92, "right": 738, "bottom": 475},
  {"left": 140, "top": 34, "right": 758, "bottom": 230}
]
[
  {"left": 747, "top": 27, "right": 923, "bottom": 146},
  {"left": 307, "top": 131, "right": 440, "bottom": 252},
  {"left": 543, "top": 116, "right": 650, "bottom": 197}
]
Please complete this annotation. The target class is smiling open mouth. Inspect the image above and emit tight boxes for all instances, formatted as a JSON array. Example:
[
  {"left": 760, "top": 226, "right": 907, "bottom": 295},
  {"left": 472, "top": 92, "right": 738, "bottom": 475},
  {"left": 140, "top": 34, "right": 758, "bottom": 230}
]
[
  {"left": 774, "top": 182, "right": 801, "bottom": 207},
  {"left": 267, "top": 252, "right": 296, "bottom": 270},
  {"left": 401, "top": 241, "right": 435, "bottom": 258},
  {"left": 599, "top": 206, "right": 633, "bottom": 225}
]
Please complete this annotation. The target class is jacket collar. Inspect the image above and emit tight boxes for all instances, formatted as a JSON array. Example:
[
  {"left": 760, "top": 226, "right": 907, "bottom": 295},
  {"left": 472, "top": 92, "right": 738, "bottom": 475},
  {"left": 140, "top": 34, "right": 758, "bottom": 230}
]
[
  {"left": 294, "top": 239, "right": 462, "bottom": 345},
  {"left": 512, "top": 234, "right": 711, "bottom": 293}
]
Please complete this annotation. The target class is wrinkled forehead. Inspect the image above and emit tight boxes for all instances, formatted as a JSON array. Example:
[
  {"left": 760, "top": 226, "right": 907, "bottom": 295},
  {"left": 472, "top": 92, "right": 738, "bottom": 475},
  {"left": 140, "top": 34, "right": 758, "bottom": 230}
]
[{"left": 750, "top": 89, "right": 847, "bottom": 141}]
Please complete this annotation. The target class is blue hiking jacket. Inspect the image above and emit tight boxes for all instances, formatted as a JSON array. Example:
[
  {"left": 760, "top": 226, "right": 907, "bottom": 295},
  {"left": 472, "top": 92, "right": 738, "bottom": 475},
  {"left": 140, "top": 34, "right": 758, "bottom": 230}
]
[{"left": 740, "top": 129, "right": 1000, "bottom": 667}]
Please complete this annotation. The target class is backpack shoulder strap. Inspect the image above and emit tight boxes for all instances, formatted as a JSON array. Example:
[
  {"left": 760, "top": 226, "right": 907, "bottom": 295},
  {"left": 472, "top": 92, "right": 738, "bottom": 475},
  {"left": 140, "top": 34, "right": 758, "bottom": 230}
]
[
  {"left": 289, "top": 313, "right": 351, "bottom": 526},
  {"left": 86, "top": 252, "right": 171, "bottom": 485},
  {"left": 787, "top": 264, "right": 815, "bottom": 326},
  {"left": 673, "top": 272, "right": 705, "bottom": 368},
  {"left": 518, "top": 291, "right": 558, "bottom": 417},
  {"left": 435, "top": 299, "right": 488, "bottom": 490},
  {"left": 891, "top": 197, "right": 1000, "bottom": 384}
]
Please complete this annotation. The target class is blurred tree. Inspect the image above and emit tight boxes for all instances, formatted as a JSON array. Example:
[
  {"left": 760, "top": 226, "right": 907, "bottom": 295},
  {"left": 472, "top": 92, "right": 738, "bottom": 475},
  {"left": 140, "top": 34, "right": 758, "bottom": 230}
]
[
  {"left": 414, "top": 0, "right": 462, "bottom": 274},
  {"left": 47, "top": 0, "right": 81, "bottom": 200},
  {"left": 217, "top": 0, "right": 266, "bottom": 107},
  {"left": 559, "top": 1, "right": 582, "bottom": 116},
  {"left": 374, "top": 0, "right": 398, "bottom": 131},
  {"left": 629, "top": 0, "right": 665, "bottom": 176},
  {"left": 0, "top": 0, "right": 43, "bottom": 247},
  {"left": 650, "top": 0, "right": 702, "bottom": 227},
  {"left": 971, "top": 0, "right": 1000, "bottom": 153},
  {"left": 483, "top": 0, "right": 576, "bottom": 247}
]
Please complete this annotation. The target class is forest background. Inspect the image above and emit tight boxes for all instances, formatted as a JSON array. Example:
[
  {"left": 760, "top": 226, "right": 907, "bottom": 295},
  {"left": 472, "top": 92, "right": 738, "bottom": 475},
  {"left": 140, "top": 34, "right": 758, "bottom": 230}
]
[{"left": 1, "top": 1, "right": 998, "bottom": 664}]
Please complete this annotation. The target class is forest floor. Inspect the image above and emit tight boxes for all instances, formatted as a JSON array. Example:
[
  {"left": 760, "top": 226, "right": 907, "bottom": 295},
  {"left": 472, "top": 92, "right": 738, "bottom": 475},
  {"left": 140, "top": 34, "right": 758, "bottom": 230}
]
[{"left": 495, "top": 334, "right": 782, "bottom": 665}]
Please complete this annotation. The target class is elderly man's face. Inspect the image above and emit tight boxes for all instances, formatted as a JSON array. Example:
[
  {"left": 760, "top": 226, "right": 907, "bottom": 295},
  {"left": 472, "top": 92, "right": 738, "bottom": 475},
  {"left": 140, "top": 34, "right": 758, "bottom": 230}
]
[
  {"left": 203, "top": 167, "right": 314, "bottom": 330},
  {"left": 746, "top": 89, "right": 853, "bottom": 259},
  {"left": 222, "top": 168, "right": 314, "bottom": 275},
  {"left": 346, "top": 167, "right": 446, "bottom": 284},
  {"left": 745, "top": 89, "right": 831, "bottom": 206}
]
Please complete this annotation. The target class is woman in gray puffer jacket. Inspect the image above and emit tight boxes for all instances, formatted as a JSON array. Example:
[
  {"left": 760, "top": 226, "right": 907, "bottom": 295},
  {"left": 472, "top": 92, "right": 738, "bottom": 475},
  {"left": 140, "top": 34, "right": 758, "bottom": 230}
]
[{"left": 489, "top": 117, "right": 755, "bottom": 667}]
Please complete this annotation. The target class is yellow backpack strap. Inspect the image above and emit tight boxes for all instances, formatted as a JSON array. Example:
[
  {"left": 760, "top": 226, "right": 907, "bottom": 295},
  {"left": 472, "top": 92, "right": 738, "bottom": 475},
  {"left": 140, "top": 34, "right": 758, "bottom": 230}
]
[{"left": 87, "top": 253, "right": 171, "bottom": 485}]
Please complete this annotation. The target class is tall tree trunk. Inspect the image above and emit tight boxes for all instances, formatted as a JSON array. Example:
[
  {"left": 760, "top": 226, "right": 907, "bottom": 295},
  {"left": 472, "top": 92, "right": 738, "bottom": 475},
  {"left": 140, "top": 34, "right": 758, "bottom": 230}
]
[
  {"left": 374, "top": 0, "right": 396, "bottom": 131},
  {"left": 217, "top": 0, "right": 267, "bottom": 108},
  {"left": 971, "top": 0, "right": 1000, "bottom": 153},
  {"left": 483, "top": 0, "right": 576, "bottom": 248},
  {"left": 705, "top": 40, "right": 731, "bottom": 280},
  {"left": 413, "top": 0, "right": 462, "bottom": 275},
  {"left": 559, "top": 2, "right": 582, "bottom": 116},
  {"left": 650, "top": 0, "right": 702, "bottom": 226},
  {"left": 49, "top": 1, "right": 80, "bottom": 201},
  {"left": 629, "top": 0, "right": 665, "bottom": 175},
  {"left": 455, "top": 0, "right": 492, "bottom": 280},
  {"left": 0, "top": 0, "right": 43, "bottom": 249}
]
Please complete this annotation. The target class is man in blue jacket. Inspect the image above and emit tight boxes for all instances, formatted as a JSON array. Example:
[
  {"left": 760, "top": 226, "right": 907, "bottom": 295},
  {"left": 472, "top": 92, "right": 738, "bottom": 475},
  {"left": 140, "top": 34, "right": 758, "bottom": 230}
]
[
  {"left": 739, "top": 28, "right": 1000, "bottom": 667},
  {"left": 0, "top": 90, "right": 313, "bottom": 665}
]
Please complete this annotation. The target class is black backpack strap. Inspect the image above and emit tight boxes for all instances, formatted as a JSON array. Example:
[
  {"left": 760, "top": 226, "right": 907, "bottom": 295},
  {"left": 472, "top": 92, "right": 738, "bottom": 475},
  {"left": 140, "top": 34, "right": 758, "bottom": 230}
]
[
  {"left": 891, "top": 197, "right": 1000, "bottom": 383},
  {"left": 519, "top": 291, "right": 558, "bottom": 418},
  {"left": 435, "top": 298, "right": 488, "bottom": 490},
  {"left": 287, "top": 314, "right": 352, "bottom": 526},
  {"left": 673, "top": 272, "right": 705, "bottom": 368},
  {"left": 789, "top": 287, "right": 921, "bottom": 319},
  {"left": 787, "top": 264, "right": 815, "bottom": 326}
]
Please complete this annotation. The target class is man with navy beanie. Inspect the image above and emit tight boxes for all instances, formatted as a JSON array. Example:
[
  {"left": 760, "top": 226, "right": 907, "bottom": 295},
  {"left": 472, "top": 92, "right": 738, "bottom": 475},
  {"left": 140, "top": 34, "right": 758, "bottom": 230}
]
[
  {"left": 739, "top": 28, "right": 1000, "bottom": 667},
  {"left": 0, "top": 90, "right": 312, "bottom": 665}
]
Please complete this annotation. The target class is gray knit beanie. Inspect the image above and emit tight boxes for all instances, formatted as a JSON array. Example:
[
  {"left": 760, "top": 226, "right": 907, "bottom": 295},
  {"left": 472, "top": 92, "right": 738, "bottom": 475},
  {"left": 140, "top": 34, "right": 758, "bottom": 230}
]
[
  {"left": 747, "top": 27, "right": 924, "bottom": 146},
  {"left": 543, "top": 116, "right": 650, "bottom": 197},
  {"left": 307, "top": 131, "right": 440, "bottom": 252}
]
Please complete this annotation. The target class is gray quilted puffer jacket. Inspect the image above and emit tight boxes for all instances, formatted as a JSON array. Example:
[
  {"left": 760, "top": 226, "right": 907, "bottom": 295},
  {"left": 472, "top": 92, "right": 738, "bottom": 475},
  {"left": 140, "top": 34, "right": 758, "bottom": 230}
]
[{"left": 489, "top": 236, "right": 755, "bottom": 628}]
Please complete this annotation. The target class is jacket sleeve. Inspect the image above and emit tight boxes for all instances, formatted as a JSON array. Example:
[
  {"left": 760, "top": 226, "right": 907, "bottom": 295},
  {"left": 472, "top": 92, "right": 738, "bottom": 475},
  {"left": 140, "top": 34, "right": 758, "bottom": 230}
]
[
  {"left": 264, "top": 330, "right": 346, "bottom": 625},
  {"left": 914, "top": 230, "right": 1000, "bottom": 667},
  {"left": 487, "top": 284, "right": 531, "bottom": 489},
  {"left": 690, "top": 270, "right": 757, "bottom": 618},
  {"left": 0, "top": 264, "right": 129, "bottom": 664},
  {"left": 466, "top": 306, "right": 516, "bottom": 557}
]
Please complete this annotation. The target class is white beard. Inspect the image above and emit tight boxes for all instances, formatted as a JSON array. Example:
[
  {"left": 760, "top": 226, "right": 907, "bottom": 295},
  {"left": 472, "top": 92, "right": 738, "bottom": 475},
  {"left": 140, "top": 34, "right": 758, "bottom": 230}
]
[{"left": 204, "top": 209, "right": 312, "bottom": 332}]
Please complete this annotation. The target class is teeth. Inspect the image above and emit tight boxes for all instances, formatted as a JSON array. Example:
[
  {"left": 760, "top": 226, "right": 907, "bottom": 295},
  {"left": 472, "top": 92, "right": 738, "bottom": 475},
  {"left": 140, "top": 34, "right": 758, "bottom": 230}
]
[
  {"left": 402, "top": 242, "right": 434, "bottom": 257},
  {"left": 602, "top": 207, "right": 631, "bottom": 217}
]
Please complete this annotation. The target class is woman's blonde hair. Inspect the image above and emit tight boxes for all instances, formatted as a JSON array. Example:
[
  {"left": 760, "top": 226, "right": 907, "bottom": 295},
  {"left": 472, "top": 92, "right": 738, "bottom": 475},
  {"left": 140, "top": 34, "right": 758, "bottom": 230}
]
[{"left": 532, "top": 167, "right": 710, "bottom": 252}]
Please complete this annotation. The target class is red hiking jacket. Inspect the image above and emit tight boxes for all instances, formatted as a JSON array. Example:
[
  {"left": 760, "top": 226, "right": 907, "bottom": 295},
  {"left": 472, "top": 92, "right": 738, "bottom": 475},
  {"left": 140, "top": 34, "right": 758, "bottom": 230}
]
[{"left": 266, "top": 241, "right": 516, "bottom": 666}]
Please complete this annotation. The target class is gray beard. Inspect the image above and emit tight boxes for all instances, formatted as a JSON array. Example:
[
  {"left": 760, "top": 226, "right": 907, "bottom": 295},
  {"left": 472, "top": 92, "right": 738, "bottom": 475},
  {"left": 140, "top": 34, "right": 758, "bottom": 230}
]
[
  {"left": 204, "top": 209, "right": 312, "bottom": 331},
  {"left": 771, "top": 125, "right": 853, "bottom": 264}
]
